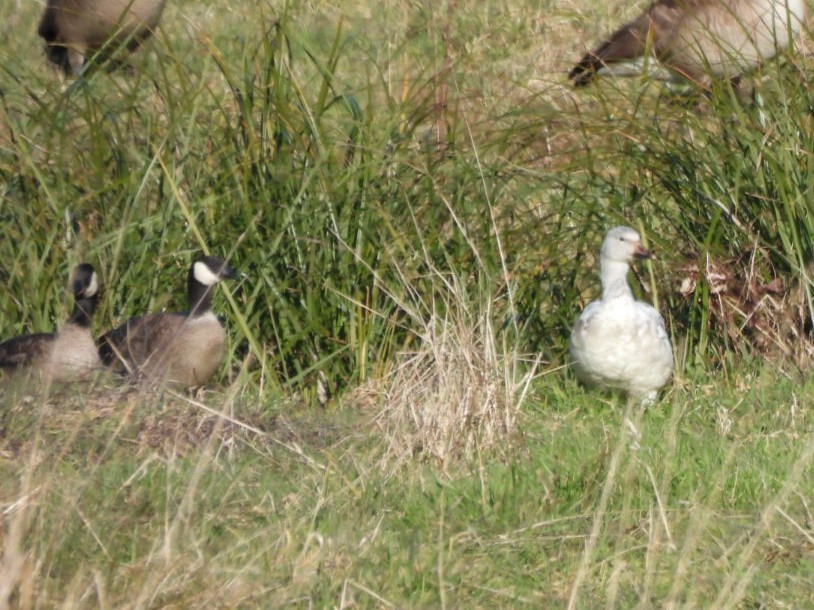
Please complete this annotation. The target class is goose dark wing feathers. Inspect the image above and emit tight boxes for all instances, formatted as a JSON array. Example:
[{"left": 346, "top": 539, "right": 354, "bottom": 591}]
[
  {"left": 98, "top": 312, "right": 185, "bottom": 374},
  {"left": 0, "top": 333, "right": 55, "bottom": 371}
]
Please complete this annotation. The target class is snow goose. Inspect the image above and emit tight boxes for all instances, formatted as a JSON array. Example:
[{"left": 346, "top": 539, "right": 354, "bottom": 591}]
[
  {"left": 569, "top": 226, "right": 673, "bottom": 404},
  {"left": 568, "top": 0, "right": 806, "bottom": 88}
]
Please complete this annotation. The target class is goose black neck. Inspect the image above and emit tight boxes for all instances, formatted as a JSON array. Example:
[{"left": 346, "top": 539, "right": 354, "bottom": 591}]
[
  {"left": 188, "top": 272, "right": 214, "bottom": 317},
  {"left": 69, "top": 295, "right": 97, "bottom": 328}
]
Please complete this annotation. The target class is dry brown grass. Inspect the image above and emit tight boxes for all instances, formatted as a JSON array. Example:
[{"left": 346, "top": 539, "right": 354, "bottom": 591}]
[
  {"left": 674, "top": 246, "right": 814, "bottom": 371},
  {"left": 371, "top": 272, "right": 539, "bottom": 471}
]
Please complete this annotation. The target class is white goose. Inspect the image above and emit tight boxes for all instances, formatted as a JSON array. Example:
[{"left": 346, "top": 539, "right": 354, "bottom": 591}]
[{"left": 569, "top": 226, "right": 673, "bottom": 404}]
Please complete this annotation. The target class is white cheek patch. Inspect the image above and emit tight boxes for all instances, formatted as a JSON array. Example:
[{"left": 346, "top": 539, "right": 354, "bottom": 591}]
[
  {"left": 85, "top": 272, "right": 99, "bottom": 297},
  {"left": 193, "top": 261, "right": 222, "bottom": 286}
]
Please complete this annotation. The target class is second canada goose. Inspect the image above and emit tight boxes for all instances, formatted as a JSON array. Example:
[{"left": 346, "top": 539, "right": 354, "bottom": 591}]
[
  {"left": 0, "top": 263, "right": 101, "bottom": 384},
  {"left": 569, "top": 0, "right": 806, "bottom": 87},
  {"left": 97, "top": 256, "right": 238, "bottom": 389},
  {"left": 37, "top": 0, "right": 167, "bottom": 75},
  {"left": 569, "top": 227, "right": 673, "bottom": 404}
]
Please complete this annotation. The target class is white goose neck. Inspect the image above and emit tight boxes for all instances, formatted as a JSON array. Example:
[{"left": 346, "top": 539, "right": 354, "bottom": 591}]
[{"left": 600, "top": 259, "right": 634, "bottom": 301}]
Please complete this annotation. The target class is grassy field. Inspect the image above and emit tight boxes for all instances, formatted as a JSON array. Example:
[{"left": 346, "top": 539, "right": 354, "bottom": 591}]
[{"left": 1, "top": 0, "right": 813, "bottom": 607}]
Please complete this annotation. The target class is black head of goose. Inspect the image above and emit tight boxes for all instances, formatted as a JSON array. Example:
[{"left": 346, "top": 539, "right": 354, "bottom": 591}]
[
  {"left": 37, "top": 0, "right": 167, "bottom": 75},
  {"left": 568, "top": 0, "right": 806, "bottom": 88},
  {"left": 97, "top": 255, "right": 238, "bottom": 389},
  {"left": 0, "top": 263, "right": 101, "bottom": 383}
]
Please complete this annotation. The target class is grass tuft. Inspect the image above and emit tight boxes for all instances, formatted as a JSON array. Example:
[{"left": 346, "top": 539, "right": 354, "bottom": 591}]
[{"left": 374, "top": 268, "right": 539, "bottom": 470}]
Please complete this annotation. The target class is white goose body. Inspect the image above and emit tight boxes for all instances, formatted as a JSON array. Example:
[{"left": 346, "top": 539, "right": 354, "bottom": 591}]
[{"left": 569, "top": 227, "right": 673, "bottom": 403}]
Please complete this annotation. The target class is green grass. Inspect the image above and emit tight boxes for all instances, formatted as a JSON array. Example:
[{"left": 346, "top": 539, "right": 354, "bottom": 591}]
[
  {"left": 1, "top": 0, "right": 813, "bottom": 607},
  {"left": 2, "top": 368, "right": 812, "bottom": 607}
]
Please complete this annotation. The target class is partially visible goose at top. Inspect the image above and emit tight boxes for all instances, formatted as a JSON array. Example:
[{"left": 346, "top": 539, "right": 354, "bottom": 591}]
[
  {"left": 568, "top": 0, "right": 806, "bottom": 88},
  {"left": 37, "top": 0, "right": 167, "bottom": 75},
  {"left": 0, "top": 263, "right": 101, "bottom": 384},
  {"left": 97, "top": 255, "right": 238, "bottom": 389},
  {"left": 569, "top": 227, "right": 673, "bottom": 404}
]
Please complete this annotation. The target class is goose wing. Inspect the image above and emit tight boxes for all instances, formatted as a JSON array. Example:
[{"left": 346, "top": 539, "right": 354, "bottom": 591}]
[{"left": 0, "top": 332, "right": 55, "bottom": 371}]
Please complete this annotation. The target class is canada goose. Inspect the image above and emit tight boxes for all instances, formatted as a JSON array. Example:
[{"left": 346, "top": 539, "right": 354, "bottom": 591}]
[
  {"left": 97, "top": 256, "right": 238, "bottom": 389},
  {"left": 37, "top": 0, "right": 167, "bottom": 75},
  {"left": 569, "top": 227, "right": 673, "bottom": 404},
  {"left": 0, "top": 263, "right": 101, "bottom": 384},
  {"left": 569, "top": 0, "right": 806, "bottom": 87}
]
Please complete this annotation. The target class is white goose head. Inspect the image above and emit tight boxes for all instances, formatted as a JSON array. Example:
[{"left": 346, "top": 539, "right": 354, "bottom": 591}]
[
  {"left": 600, "top": 226, "right": 652, "bottom": 265},
  {"left": 599, "top": 226, "right": 653, "bottom": 300}
]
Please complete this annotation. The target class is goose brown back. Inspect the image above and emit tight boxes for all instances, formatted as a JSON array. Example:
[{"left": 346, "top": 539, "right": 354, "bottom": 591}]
[
  {"left": 0, "top": 264, "right": 101, "bottom": 385},
  {"left": 569, "top": 0, "right": 806, "bottom": 87},
  {"left": 38, "top": 0, "right": 166, "bottom": 74},
  {"left": 97, "top": 256, "right": 238, "bottom": 389}
]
